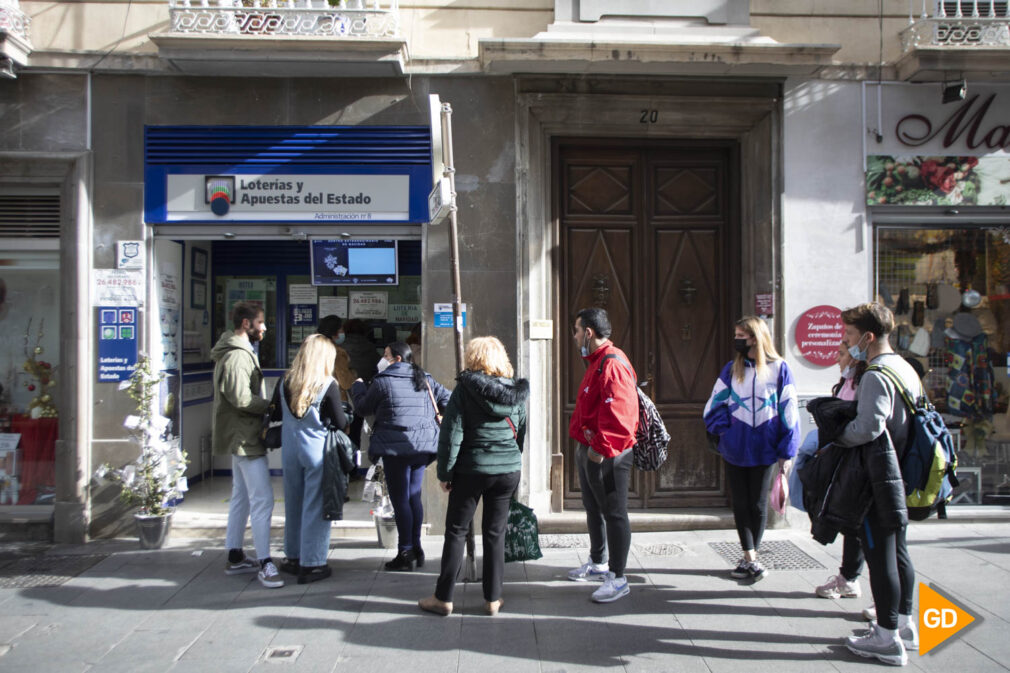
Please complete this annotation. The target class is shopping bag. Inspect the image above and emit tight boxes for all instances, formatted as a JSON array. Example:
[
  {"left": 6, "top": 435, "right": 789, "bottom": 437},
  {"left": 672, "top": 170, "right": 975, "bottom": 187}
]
[
  {"left": 770, "top": 467, "right": 789, "bottom": 515},
  {"left": 504, "top": 498, "right": 543, "bottom": 563}
]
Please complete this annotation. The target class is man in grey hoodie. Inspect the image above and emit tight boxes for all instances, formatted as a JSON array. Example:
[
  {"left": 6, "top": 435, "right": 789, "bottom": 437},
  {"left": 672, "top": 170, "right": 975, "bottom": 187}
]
[
  {"left": 835, "top": 302, "right": 919, "bottom": 666},
  {"left": 212, "top": 301, "right": 282, "bottom": 588}
]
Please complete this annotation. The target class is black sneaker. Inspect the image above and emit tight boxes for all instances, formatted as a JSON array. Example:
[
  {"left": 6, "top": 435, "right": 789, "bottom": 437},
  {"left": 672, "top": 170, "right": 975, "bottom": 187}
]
[
  {"left": 414, "top": 546, "right": 425, "bottom": 569},
  {"left": 279, "top": 558, "right": 300, "bottom": 575},
  {"left": 297, "top": 564, "right": 332, "bottom": 584},
  {"left": 748, "top": 561, "right": 768, "bottom": 582},
  {"left": 730, "top": 559, "right": 750, "bottom": 579}
]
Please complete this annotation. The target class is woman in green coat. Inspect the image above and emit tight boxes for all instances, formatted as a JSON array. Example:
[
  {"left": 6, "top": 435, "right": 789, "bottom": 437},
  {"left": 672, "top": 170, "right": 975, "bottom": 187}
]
[{"left": 418, "top": 336, "right": 528, "bottom": 617}]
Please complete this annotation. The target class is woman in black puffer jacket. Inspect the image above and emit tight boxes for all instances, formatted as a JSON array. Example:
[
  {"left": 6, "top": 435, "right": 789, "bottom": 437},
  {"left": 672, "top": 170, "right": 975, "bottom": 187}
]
[{"left": 351, "top": 342, "right": 450, "bottom": 571}]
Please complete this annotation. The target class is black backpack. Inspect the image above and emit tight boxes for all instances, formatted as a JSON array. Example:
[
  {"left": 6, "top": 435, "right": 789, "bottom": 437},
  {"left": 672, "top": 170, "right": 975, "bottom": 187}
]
[{"left": 596, "top": 354, "right": 670, "bottom": 471}]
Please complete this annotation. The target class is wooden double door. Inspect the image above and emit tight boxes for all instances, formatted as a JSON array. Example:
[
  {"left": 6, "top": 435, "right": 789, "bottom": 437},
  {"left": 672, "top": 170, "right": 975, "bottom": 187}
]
[{"left": 556, "top": 139, "right": 740, "bottom": 509}]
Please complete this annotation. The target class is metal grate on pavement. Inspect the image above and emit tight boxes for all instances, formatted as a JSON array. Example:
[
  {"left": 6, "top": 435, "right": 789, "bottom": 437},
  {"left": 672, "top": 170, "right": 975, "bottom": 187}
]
[
  {"left": 539, "top": 534, "right": 590, "bottom": 549},
  {"left": 0, "top": 554, "right": 108, "bottom": 588},
  {"left": 709, "top": 540, "right": 825, "bottom": 570},
  {"left": 634, "top": 543, "right": 687, "bottom": 557}
]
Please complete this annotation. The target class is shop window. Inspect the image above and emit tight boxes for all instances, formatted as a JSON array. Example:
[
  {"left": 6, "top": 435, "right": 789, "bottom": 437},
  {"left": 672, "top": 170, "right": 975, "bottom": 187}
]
[
  {"left": 0, "top": 253, "right": 60, "bottom": 506},
  {"left": 876, "top": 226, "right": 1010, "bottom": 505}
]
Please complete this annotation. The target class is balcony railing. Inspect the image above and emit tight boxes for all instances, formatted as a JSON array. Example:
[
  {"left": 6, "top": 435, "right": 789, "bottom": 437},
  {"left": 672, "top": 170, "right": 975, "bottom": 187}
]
[
  {"left": 0, "top": 0, "right": 31, "bottom": 48},
  {"left": 903, "top": 1, "right": 1010, "bottom": 49},
  {"left": 168, "top": 0, "right": 399, "bottom": 38}
]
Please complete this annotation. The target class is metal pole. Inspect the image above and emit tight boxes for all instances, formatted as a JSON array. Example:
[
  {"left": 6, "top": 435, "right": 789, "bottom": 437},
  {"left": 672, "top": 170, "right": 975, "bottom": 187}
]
[
  {"left": 440, "top": 100, "right": 478, "bottom": 582},
  {"left": 440, "top": 102, "right": 465, "bottom": 376}
]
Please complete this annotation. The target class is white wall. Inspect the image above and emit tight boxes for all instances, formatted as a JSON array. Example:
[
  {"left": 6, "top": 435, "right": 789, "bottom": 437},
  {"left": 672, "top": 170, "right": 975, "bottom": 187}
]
[{"left": 782, "top": 79, "right": 871, "bottom": 405}]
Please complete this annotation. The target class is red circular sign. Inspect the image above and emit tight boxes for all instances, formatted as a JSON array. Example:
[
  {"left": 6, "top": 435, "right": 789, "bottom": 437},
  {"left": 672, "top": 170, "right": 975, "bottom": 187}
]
[{"left": 795, "top": 305, "right": 844, "bottom": 367}]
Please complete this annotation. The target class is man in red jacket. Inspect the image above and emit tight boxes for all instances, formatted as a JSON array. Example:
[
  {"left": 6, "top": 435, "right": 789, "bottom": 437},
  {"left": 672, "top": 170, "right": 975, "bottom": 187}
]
[{"left": 567, "top": 307, "right": 638, "bottom": 603}]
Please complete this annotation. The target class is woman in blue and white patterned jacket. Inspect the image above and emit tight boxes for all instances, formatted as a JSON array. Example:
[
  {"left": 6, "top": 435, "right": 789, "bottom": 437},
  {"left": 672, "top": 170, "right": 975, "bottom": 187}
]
[{"left": 703, "top": 316, "right": 800, "bottom": 582}]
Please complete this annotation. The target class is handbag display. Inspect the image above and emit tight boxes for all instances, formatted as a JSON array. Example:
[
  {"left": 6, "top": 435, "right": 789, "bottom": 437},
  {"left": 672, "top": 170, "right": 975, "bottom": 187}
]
[{"left": 503, "top": 498, "right": 543, "bottom": 563}]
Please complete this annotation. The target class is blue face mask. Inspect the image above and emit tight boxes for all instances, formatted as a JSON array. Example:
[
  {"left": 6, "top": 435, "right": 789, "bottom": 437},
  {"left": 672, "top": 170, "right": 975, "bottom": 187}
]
[
  {"left": 580, "top": 331, "right": 590, "bottom": 358},
  {"left": 848, "top": 333, "right": 869, "bottom": 362},
  {"left": 334, "top": 333, "right": 346, "bottom": 345}
]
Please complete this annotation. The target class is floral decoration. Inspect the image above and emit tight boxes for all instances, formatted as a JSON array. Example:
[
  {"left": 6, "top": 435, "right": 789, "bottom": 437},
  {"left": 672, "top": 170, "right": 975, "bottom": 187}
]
[{"left": 94, "top": 355, "right": 187, "bottom": 516}]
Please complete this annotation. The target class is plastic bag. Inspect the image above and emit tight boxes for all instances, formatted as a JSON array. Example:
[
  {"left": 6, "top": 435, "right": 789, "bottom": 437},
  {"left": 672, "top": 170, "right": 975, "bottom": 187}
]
[
  {"left": 770, "top": 467, "right": 789, "bottom": 515},
  {"left": 362, "top": 480, "right": 379, "bottom": 503},
  {"left": 504, "top": 499, "right": 543, "bottom": 563}
]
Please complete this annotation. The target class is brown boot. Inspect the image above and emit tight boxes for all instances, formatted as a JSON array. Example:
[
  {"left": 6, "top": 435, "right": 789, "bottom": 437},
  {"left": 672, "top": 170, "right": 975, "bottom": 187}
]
[
  {"left": 484, "top": 598, "right": 503, "bottom": 616},
  {"left": 418, "top": 595, "right": 453, "bottom": 616}
]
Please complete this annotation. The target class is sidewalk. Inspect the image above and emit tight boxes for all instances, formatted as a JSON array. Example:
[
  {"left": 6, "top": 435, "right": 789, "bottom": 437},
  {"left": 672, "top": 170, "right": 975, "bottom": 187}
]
[{"left": 0, "top": 518, "right": 1007, "bottom": 672}]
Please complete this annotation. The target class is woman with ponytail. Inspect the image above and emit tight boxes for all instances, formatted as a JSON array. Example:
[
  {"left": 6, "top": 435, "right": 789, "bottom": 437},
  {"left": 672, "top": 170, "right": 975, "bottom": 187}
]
[{"left": 351, "top": 341, "right": 450, "bottom": 571}]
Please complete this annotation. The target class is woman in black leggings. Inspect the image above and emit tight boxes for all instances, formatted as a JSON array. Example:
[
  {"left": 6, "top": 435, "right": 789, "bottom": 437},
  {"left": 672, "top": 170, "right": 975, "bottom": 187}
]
[{"left": 703, "top": 316, "right": 801, "bottom": 582}]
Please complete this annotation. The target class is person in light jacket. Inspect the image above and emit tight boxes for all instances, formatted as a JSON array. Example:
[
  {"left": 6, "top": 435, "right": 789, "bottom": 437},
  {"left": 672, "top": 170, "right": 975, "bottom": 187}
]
[
  {"left": 351, "top": 341, "right": 450, "bottom": 571},
  {"left": 704, "top": 316, "right": 800, "bottom": 583},
  {"left": 418, "top": 336, "right": 528, "bottom": 617}
]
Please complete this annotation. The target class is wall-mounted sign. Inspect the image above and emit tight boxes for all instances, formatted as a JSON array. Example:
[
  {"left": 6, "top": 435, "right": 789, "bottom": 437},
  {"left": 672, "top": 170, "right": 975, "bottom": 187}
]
[
  {"left": 144, "top": 126, "right": 432, "bottom": 224},
  {"left": 795, "top": 305, "right": 844, "bottom": 367},
  {"left": 389, "top": 303, "right": 422, "bottom": 324},
  {"left": 162, "top": 174, "right": 410, "bottom": 222},
  {"left": 755, "top": 293, "right": 774, "bottom": 318},
  {"left": 290, "top": 304, "right": 317, "bottom": 326},
  {"left": 319, "top": 296, "right": 348, "bottom": 319},
  {"left": 289, "top": 284, "right": 318, "bottom": 304},
  {"left": 434, "top": 303, "right": 467, "bottom": 329},
  {"left": 116, "top": 240, "right": 144, "bottom": 270},
  {"left": 98, "top": 306, "right": 139, "bottom": 382},
  {"left": 866, "top": 155, "right": 1010, "bottom": 206},
  {"left": 349, "top": 291, "right": 388, "bottom": 320},
  {"left": 867, "top": 84, "right": 1010, "bottom": 157},
  {"left": 93, "top": 269, "right": 145, "bottom": 307}
]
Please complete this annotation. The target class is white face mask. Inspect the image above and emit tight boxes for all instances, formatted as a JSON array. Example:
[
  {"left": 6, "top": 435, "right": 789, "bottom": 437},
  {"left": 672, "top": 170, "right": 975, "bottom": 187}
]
[{"left": 376, "top": 357, "right": 391, "bottom": 373}]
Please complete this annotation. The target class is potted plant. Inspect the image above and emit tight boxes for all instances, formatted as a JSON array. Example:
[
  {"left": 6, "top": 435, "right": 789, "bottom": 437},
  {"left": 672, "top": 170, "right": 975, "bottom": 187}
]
[{"left": 94, "top": 355, "right": 187, "bottom": 549}]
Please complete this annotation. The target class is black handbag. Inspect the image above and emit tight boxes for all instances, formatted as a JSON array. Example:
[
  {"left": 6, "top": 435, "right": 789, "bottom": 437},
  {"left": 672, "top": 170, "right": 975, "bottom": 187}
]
[{"left": 261, "top": 403, "right": 282, "bottom": 450}]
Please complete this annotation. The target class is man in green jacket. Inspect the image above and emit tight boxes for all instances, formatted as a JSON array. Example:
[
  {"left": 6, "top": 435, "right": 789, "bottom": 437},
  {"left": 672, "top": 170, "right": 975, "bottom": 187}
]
[{"left": 212, "top": 301, "right": 282, "bottom": 589}]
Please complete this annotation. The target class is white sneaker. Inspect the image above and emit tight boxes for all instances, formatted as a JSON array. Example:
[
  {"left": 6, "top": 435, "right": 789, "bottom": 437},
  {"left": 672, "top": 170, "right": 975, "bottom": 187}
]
[
  {"left": 862, "top": 604, "right": 877, "bottom": 621},
  {"left": 816, "top": 574, "right": 862, "bottom": 599},
  {"left": 868, "top": 620, "right": 918, "bottom": 651},
  {"left": 591, "top": 572, "right": 629, "bottom": 603},
  {"left": 258, "top": 561, "right": 284, "bottom": 589},
  {"left": 846, "top": 623, "right": 908, "bottom": 666},
  {"left": 568, "top": 560, "right": 609, "bottom": 582},
  {"left": 899, "top": 621, "right": 919, "bottom": 652}
]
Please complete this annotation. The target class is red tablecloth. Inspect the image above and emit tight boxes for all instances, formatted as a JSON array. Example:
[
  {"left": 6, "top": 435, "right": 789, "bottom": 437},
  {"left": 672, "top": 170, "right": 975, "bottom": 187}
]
[{"left": 10, "top": 416, "right": 57, "bottom": 505}]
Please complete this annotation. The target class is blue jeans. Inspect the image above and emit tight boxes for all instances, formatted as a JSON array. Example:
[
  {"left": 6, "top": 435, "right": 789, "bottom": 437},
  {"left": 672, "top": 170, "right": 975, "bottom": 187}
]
[
  {"left": 225, "top": 455, "right": 274, "bottom": 561},
  {"left": 282, "top": 439, "right": 332, "bottom": 566},
  {"left": 383, "top": 454, "right": 432, "bottom": 551}
]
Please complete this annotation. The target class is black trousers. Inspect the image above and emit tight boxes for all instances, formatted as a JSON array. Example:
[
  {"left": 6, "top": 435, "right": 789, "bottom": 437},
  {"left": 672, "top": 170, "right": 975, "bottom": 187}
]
[
  {"left": 840, "top": 533, "right": 865, "bottom": 581},
  {"left": 724, "top": 461, "right": 776, "bottom": 552},
  {"left": 576, "top": 444, "right": 633, "bottom": 577},
  {"left": 434, "top": 470, "right": 521, "bottom": 603},
  {"left": 859, "top": 513, "right": 915, "bottom": 631}
]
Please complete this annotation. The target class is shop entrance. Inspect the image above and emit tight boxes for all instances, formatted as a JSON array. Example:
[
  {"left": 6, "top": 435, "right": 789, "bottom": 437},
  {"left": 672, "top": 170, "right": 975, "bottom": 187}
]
[
  {"left": 150, "top": 237, "right": 423, "bottom": 520},
  {"left": 555, "top": 140, "right": 739, "bottom": 509}
]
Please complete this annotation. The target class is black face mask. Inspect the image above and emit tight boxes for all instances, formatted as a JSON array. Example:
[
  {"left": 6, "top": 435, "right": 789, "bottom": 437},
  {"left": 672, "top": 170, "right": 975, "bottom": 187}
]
[{"left": 733, "top": 338, "right": 750, "bottom": 355}]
